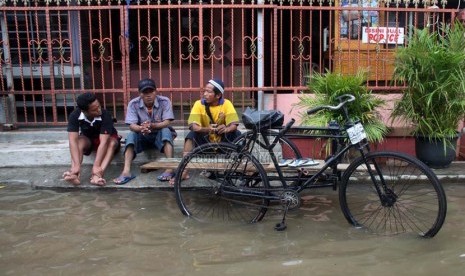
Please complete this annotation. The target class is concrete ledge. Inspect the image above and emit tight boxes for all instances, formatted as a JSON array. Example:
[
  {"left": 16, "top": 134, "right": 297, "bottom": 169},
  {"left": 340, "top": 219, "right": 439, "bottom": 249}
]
[
  {"left": 0, "top": 129, "right": 187, "bottom": 167},
  {"left": 1, "top": 161, "right": 464, "bottom": 191},
  {"left": 0, "top": 166, "right": 174, "bottom": 190},
  {"left": 1, "top": 128, "right": 464, "bottom": 190}
]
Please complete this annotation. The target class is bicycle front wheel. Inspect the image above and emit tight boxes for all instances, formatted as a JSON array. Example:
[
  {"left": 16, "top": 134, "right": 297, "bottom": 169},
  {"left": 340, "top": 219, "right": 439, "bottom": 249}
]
[
  {"left": 339, "top": 151, "right": 447, "bottom": 237},
  {"left": 174, "top": 142, "right": 271, "bottom": 224}
]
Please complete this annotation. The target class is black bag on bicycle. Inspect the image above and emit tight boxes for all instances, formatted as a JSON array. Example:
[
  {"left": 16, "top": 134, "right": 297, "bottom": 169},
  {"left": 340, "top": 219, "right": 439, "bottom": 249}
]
[{"left": 242, "top": 107, "right": 284, "bottom": 130}]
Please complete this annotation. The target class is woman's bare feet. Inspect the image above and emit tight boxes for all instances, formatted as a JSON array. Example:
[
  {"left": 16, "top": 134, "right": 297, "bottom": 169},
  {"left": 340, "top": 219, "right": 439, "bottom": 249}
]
[
  {"left": 62, "top": 171, "right": 81, "bottom": 186},
  {"left": 90, "top": 174, "right": 106, "bottom": 186}
]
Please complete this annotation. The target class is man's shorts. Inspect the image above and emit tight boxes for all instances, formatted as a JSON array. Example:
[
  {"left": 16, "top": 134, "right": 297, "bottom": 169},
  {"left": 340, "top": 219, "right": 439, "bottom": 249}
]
[
  {"left": 124, "top": 127, "right": 174, "bottom": 158},
  {"left": 83, "top": 132, "right": 121, "bottom": 156}
]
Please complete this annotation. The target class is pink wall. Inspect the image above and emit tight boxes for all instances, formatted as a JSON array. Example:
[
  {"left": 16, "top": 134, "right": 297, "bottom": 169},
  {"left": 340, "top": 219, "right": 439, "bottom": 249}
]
[{"left": 263, "top": 93, "right": 405, "bottom": 129}]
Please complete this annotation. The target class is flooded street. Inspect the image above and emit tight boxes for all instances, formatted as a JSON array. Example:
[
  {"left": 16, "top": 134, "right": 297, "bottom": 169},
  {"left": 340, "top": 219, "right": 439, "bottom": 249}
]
[{"left": 1, "top": 183, "right": 464, "bottom": 275}]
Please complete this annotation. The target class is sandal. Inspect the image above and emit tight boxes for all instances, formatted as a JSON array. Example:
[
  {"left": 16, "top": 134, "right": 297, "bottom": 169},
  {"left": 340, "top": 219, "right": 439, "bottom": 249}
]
[
  {"left": 168, "top": 171, "right": 190, "bottom": 186},
  {"left": 113, "top": 175, "right": 136, "bottom": 185},
  {"left": 288, "top": 158, "right": 319, "bottom": 168},
  {"left": 157, "top": 172, "right": 175, "bottom": 182}
]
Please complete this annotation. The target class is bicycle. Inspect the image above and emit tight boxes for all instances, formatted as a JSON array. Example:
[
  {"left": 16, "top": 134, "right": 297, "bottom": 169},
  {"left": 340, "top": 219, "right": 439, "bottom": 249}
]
[{"left": 173, "top": 94, "right": 447, "bottom": 238}]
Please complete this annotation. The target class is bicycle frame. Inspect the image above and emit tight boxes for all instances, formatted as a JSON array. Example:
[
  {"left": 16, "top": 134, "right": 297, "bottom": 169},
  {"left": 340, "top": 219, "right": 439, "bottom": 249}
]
[
  {"left": 238, "top": 94, "right": 394, "bottom": 199},
  {"left": 244, "top": 123, "right": 370, "bottom": 192}
]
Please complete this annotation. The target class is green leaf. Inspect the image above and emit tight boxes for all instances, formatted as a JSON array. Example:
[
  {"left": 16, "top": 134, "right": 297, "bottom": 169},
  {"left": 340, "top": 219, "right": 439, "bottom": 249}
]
[{"left": 294, "top": 69, "right": 388, "bottom": 143}]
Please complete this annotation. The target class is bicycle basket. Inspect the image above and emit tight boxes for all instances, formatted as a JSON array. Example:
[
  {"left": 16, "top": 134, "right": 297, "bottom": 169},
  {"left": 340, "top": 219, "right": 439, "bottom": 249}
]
[{"left": 242, "top": 107, "right": 284, "bottom": 130}]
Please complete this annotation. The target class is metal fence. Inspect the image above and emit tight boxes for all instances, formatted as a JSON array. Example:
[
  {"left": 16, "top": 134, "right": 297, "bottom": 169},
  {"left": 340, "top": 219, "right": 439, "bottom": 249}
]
[{"left": 0, "top": 0, "right": 459, "bottom": 127}]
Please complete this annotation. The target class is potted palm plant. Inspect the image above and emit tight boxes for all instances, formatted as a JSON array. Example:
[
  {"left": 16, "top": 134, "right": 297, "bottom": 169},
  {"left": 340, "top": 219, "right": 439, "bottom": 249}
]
[
  {"left": 293, "top": 69, "right": 388, "bottom": 158},
  {"left": 391, "top": 22, "right": 465, "bottom": 168}
]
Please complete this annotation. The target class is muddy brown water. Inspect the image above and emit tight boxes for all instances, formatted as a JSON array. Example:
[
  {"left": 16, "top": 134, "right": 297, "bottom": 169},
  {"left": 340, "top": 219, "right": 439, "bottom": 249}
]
[{"left": 1, "top": 183, "right": 464, "bottom": 275}]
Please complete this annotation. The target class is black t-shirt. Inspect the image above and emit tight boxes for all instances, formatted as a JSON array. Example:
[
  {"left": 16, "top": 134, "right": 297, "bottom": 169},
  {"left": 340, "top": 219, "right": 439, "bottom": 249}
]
[{"left": 67, "top": 108, "right": 117, "bottom": 139}]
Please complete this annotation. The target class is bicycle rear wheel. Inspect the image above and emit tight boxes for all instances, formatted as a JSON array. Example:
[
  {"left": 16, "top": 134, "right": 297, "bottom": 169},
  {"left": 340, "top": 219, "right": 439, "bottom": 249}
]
[
  {"left": 233, "top": 129, "right": 302, "bottom": 164},
  {"left": 339, "top": 151, "right": 447, "bottom": 237},
  {"left": 174, "top": 142, "right": 270, "bottom": 223}
]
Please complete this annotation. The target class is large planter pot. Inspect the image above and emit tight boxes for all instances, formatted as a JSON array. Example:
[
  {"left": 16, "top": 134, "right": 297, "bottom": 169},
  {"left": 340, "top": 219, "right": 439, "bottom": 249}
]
[{"left": 415, "top": 134, "right": 460, "bottom": 169}]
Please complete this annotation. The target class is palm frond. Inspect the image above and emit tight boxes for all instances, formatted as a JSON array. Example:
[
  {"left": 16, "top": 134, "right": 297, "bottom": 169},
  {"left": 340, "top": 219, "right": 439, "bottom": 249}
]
[{"left": 294, "top": 69, "right": 388, "bottom": 143}]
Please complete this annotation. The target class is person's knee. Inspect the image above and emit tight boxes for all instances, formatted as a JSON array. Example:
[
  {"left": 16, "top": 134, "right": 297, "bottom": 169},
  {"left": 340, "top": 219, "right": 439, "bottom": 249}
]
[
  {"left": 185, "top": 132, "right": 207, "bottom": 147},
  {"left": 127, "top": 130, "right": 141, "bottom": 143},
  {"left": 185, "top": 131, "right": 196, "bottom": 141},
  {"left": 223, "top": 130, "right": 241, "bottom": 143},
  {"left": 109, "top": 138, "right": 116, "bottom": 146},
  {"left": 110, "top": 137, "right": 120, "bottom": 148},
  {"left": 160, "top": 127, "right": 174, "bottom": 142}
]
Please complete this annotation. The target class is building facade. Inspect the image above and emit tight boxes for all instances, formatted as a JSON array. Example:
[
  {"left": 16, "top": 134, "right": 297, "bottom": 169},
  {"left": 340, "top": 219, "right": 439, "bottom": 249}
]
[{"left": 0, "top": 0, "right": 463, "bottom": 159}]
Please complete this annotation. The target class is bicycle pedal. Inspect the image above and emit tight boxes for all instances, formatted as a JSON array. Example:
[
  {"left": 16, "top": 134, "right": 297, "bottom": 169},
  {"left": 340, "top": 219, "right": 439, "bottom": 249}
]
[
  {"left": 297, "top": 167, "right": 311, "bottom": 176},
  {"left": 274, "top": 222, "right": 287, "bottom": 231},
  {"left": 287, "top": 181, "right": 302, "bottom": 189},
  {"left": 200, "top": 170, "right": 217, "bottom": 180},
  {"left": 317, "top": 173, "right": 329, "bottom": 181}
]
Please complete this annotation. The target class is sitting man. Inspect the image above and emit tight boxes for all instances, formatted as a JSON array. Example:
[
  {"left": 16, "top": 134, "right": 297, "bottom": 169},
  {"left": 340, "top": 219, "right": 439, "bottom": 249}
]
[
  {"left": 170, "top": 78, "right": 241, "bottom": 184},
  {"left": 63, "top": 92, "right": 121, "bottom": 186},
  {"left": 114, "top": 78, "right": 176, "bottom": 184}
]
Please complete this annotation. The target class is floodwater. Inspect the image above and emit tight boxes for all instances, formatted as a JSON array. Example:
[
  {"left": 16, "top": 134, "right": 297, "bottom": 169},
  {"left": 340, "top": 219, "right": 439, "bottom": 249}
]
[{"left": 1, "top": 183, "right": 465, "bottom": 276}]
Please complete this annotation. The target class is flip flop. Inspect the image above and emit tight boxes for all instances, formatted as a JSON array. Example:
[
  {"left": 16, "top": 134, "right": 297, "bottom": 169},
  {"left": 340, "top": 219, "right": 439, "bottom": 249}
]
[
  {"left": 278, "top": 159, "right": 294, "bottom": 167},
  {"left": 113, "top": 175, "right": 136, "bottom": 185},
  {"left": 288, "top": 158, "right": 319, "bottom": 168},
  {"left": 157, "top": 172, "right": 175, "bottom": 182}
]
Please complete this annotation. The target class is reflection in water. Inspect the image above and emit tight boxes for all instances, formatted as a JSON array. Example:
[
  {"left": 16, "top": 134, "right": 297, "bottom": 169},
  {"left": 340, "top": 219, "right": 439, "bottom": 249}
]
[{"left": 0, "top": 183, "right": 464, "bottom": 275}]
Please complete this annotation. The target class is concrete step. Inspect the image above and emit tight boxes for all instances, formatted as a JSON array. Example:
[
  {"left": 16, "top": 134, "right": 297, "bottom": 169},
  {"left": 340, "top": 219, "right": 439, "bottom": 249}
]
[
  {"left": 2, "top": 128, "right": 464, "bottom": 185},
  {"left": 0, "top": 128, "right": 188, "bottom": 167}
]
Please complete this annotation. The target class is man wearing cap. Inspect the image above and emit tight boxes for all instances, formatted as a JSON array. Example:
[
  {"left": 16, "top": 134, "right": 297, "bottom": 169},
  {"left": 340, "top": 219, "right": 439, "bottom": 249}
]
[
  {"left": 113, "top": 78, "right": 176, "bottom": 184},
  {"left": 170, "top": 79, "right": 240, "bottom": 184},
  {"left": 63, "top": 92, "right": 121, "bottom": 186}
]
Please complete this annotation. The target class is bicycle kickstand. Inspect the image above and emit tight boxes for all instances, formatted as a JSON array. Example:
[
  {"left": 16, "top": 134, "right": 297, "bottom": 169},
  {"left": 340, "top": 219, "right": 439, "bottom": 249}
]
[{"left": 274, "top": 201, "right": 291, "bottom": 231}]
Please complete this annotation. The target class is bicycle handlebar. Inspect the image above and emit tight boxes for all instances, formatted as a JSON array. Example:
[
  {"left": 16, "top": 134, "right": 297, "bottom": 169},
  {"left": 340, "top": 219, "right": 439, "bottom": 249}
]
[
  {"left": 306, "top": 94, "right": 355, "bottom": 115},
  {"left": 271, "top": 117, "right": 295, "bottom": 138},
  {"left": 283, "top": 118, "right": 296, "bottom": 131}
]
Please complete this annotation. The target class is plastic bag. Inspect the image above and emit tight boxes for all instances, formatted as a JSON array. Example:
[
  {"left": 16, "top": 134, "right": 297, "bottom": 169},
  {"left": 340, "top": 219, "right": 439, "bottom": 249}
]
[{"left": 242, "top": 107, "right": 284, "bottom": 130}]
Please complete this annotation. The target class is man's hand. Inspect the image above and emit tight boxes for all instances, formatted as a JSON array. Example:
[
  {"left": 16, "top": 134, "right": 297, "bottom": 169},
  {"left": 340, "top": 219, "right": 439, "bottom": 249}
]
[
  {"left": 140, "top": 121, "right": 152, "bottom": 135},
  {"left": 216, "top": 124, "right": 228, "bottom": 135}
]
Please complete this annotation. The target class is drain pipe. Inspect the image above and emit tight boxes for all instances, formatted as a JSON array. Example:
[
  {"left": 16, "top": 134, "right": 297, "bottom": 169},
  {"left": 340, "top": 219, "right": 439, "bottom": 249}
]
[{"left": 257, "top": 0, "right": 264, "bottom": 110}]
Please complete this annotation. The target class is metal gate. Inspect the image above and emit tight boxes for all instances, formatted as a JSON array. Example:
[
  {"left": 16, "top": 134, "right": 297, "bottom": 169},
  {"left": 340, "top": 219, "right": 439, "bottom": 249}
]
[{"left": 0, "top": 0, "right": 460, "bottom": 128}]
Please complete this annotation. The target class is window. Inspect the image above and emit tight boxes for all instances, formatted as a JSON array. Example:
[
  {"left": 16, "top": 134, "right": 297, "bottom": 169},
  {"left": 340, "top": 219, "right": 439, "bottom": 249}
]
[{"left": 5, "top": 11, "right": 70, "bottom": 64}]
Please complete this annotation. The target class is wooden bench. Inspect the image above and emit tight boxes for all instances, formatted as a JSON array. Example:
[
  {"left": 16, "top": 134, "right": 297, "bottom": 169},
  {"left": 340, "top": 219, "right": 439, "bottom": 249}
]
[
  {"left": 140, "top": 158, "right": 182, "bottom": 173},
  {"left": 140, "top": 157, "right": 339, "bottom": 173}
]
